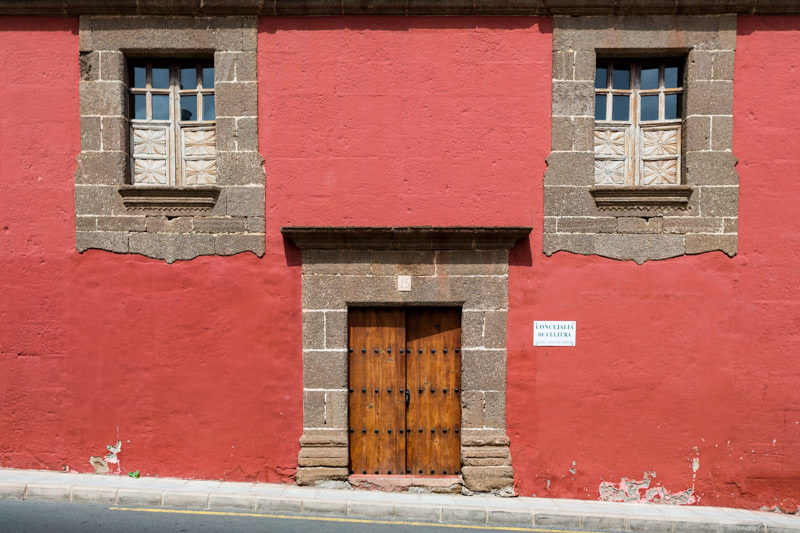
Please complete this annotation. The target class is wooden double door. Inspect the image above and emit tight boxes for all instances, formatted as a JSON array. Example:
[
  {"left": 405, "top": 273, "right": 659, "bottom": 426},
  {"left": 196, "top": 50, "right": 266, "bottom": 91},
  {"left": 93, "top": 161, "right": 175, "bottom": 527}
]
[{"left": 348, "top": 307, "right": 461, "bottom": 476}]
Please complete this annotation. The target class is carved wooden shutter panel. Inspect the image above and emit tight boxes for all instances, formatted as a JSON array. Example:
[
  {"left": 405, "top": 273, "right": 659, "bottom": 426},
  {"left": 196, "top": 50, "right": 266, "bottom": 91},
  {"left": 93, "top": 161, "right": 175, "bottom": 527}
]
[
  {"left": 132, "top": 125, "right": 171, "bottom": 185},
  {"left": 181, "top": 127, "right": 217, "bottom": 185}
]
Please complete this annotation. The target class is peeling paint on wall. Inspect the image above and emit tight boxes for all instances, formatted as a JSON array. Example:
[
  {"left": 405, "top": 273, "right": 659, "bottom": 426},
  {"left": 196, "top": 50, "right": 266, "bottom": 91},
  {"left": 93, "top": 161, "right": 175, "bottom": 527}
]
[
  {"left": 89, "top": 440, "right": 122, "bottom": 474},
  {"left": 690, "top": 447, "right": 700, "bottom": 486},
  {"left": 89, "top": 456, "right": 108, "bottom": 474},
  {"left": 598, "top": 471, "right": 697, "bottom": 505},
  {"left": 105, "top": 440, "right": 121, "bottom": 465}
]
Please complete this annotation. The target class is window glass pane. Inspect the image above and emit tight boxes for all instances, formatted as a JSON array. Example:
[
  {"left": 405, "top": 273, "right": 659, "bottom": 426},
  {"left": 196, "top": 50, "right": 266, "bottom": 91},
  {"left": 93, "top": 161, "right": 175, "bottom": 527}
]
[
  {"left": 595, "top": 66, "right": 608, "bottom": 89},
  {"left": 665, "top": 94, "right": 682, "bottom": 119},
  {"left": 641, "top": 95, "right": 659, "bottom": 121},
  {"left": 202, "top": 67, "right": 214, "bottom": 89},
  {"left": 641, "top": 66, "right": 659, "bottom": 90},
  {"left": 180, "top": 67, "right": 197, "bottom": 90},
  {"left": 612, "top": 66, "right": 630, "bottom": 90},
  {"left": 151, "top": 67, "right": 169, "bottom": 89},
  {"left": 152, "top": 94, "right": 169, "bottom": 120},
  {"left": 132, "top": 66, "right": 147, "bottom": 88},
  {"left": 665, "top": 65, "right": 681, "bottom": 88},
  {"left": 181, "top": 94, "right": 197, "bottom": 121},
  {"left": 132, "top": 94, "right": 147, "bottom": 120},
  {"left": 203, "top": 94, "right": 215, "bottom": 121},
  {"left": 595, "top": 94, "right": 607, "bottom": 121},
  {"left": 612, "top": 94, "right": 629, "bottom": 121}
]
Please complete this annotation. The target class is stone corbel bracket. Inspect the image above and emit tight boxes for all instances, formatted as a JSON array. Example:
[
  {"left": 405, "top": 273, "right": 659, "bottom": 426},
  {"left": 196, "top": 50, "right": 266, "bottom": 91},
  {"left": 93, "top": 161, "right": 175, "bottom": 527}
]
[{"left": 283, "top": 226, "right": 531, "bottom": 494}]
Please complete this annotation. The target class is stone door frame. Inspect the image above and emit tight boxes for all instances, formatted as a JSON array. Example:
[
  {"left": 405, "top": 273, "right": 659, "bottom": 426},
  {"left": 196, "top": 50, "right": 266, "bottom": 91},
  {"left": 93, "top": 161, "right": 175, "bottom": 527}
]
[{"left": 281, "top": 226, "right": 531, "bottom": 494}]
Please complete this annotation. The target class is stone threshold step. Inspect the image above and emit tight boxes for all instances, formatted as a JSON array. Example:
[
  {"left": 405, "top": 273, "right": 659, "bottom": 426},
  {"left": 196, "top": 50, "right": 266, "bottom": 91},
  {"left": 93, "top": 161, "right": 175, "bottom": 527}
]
[{"left": 349, "top": 474, "right": 462, "bottom": 493}]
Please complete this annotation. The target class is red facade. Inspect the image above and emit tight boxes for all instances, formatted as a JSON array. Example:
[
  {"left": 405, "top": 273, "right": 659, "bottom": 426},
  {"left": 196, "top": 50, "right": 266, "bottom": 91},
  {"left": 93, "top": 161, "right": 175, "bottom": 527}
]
[{"left": 1, "top": 12, "right": 800, "bottom": 510}]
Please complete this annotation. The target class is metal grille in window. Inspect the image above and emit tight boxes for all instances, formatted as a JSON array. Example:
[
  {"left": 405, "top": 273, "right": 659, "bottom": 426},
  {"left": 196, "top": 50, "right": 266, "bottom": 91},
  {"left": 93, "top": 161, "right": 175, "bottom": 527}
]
[
  {"left": 129, "top": 61, "right": 216, "bottom": 186},
  {"left": 594, "top": 60, "right": 683, "bottom": 186}
]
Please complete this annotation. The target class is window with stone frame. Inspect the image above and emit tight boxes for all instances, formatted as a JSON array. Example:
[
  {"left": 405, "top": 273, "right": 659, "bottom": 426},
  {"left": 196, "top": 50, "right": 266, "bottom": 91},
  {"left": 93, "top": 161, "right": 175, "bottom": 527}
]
[
  {"left": 593, "top": 59, "right": 683, "bottom": 187},
  {"left": 130, "top": 60, "right": 217, "bottom": 186},
  {"left": 76, "top": 16, "right": 266, "bottom": 263},
  {"left": 545, "top": 15, "right": 739, "bottom": 264}
]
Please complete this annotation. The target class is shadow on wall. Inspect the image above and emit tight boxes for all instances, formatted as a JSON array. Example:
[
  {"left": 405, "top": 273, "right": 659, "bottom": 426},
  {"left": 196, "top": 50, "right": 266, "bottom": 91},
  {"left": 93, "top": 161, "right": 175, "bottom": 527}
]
[
  {"left": 283, "top": 237, "right": 302, "bottom": 267},
  {"left": 260, "top": 16, "right": 552, "bottom": 34},
  {"left": 510, "top": 237, "right": 533, "bottom": 267}
]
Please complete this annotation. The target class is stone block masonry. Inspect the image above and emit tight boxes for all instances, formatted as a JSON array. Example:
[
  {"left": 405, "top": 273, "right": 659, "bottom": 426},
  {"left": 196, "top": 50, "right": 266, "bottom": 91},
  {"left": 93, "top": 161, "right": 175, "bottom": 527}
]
[
  {"left": 545, "top": 15, "right": 739, "bottom": 263},
  {"left": 76, "top": 15, "right": 264, "bottom": 263},
  {"left": 283, "top": 227, "right": 529, "bottom": 494}
]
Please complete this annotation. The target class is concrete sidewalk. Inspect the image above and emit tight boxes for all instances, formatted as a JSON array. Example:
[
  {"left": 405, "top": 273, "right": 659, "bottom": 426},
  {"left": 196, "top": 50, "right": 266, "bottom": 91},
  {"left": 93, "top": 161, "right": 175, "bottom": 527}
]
[{"left": 1, "top": 469, "right": 799, "bottom": 532}]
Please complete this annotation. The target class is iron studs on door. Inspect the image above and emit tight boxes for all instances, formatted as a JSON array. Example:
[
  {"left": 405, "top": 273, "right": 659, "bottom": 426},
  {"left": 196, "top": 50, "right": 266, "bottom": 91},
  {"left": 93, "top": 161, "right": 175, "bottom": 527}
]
[{"left": 348, "top": 307, "right": 462, "bottom": 478}]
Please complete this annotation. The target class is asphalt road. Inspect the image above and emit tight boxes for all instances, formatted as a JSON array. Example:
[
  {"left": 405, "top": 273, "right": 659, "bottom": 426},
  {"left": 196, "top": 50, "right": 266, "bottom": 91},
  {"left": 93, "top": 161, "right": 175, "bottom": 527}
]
[{"left": 0, "top": 501, "right": 569, "bottom": 533}]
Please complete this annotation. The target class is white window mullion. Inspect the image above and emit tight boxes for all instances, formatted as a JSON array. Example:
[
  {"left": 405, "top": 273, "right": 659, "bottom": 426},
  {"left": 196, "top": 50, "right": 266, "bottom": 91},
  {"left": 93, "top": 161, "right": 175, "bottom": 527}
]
[{"left": 170, "top": 66, "right": 179, "bottom": 186}]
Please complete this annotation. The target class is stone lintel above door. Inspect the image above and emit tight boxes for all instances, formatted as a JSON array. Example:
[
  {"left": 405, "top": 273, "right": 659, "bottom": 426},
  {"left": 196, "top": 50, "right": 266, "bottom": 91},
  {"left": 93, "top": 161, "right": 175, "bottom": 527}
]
[
  {"left": 281, "top": 226, "right": 532, "bottom": 251},
  {"left": 285, "top": 226, "right": 531, "bottom": 495}
]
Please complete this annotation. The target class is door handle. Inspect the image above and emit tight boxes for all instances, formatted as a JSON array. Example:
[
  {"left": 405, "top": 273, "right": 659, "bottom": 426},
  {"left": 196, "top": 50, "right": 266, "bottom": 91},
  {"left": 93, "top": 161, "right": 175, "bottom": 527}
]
[{"left": 405, "top": 389, "right": 410, "bottom": 406}]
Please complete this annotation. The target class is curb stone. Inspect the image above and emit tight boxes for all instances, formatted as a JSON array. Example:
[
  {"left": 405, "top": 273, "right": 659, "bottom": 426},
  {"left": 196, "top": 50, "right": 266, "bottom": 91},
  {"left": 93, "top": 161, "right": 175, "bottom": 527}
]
[
  {"left": 536, "top": 512, "right": 582, "bottom": 528},
  {"left": 24, "top": 484, "right": 71, "bottom": 503},
  {"left": 116, "top": 488, "right": 162, "bottom": 506},
  {"left": 488, "top": 509, "right": 534, "bottom": 526},
  {"left": 301, "top": 498, "right": 347, "bottom": 517},
  {"left": 0, "top": 481, "right": 25, "bottom": 501},
  {"left": 347, "top": 500, "right": 394, "bottom": 518},
  {"left": 208, "top": 492, "right": 256, "bottom": 511},
  {"left": 70, "top": 486, "right": 116, "bottom": 505},
  {"left": 441, "top": 505, "right": 488, "bottom": 525},
  {"left": 162, "top": 491, "right": 209, "bottom": 509},
  {"left": 393, "top": 503, "right": 441, "bottom": 521},
  {"left": 255, "top": 495, "right": 302, "bottom": 514}
]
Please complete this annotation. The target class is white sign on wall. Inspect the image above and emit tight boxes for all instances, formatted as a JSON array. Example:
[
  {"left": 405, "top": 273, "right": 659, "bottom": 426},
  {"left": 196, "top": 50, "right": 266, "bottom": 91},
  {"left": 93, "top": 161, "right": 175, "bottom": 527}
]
[
  {"left": 397, "top": 275, "right": 412, "bottom": 292},
  {"left": 533, "top": 321, "right": 576, "bottom": 347}
]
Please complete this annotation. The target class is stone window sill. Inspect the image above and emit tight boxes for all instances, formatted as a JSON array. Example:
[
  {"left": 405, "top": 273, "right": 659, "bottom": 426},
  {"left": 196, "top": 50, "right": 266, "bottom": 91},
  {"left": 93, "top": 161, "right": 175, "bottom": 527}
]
[
  {"left": 118, "top": 185, "right": 220, "bottom": 215},
  {"left": 590, "top": 185, "right": 693, "bottom": 212}
]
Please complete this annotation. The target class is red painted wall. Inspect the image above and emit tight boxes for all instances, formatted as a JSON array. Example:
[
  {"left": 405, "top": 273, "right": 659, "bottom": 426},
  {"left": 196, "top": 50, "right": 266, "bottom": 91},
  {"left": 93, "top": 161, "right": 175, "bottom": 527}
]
[
  {"left": 0, "top": 17, "right": 302, "bottom": 483},
  {"left": 1, "top": 14, "right": 799, "bottom": 511},
  {"left": 260, "top": 17, "right": 548, "bottom": 227},
  {"left": 507, "top": 15, "right": 800, "bottom": 511}
]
